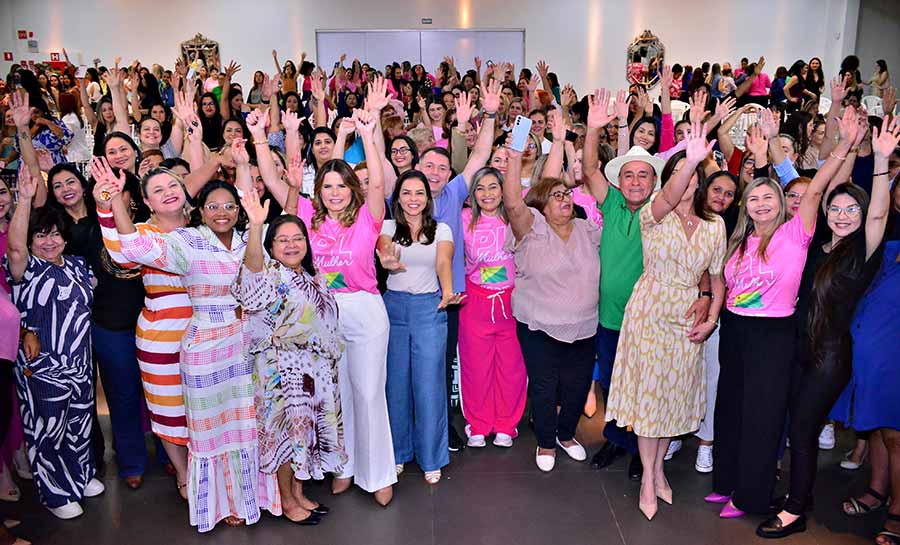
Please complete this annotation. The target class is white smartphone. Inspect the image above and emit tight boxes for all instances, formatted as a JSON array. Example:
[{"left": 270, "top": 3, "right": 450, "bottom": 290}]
[
  {"left": 75, "top": 65, "right": 87, "bottom": 78},
  {"left": 508, "top": 115, "right": 533, "bottom": 152}
]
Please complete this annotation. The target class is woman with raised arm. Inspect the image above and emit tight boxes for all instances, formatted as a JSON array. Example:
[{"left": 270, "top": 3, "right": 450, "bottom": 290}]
[
  {"left": 457, "top": 164, "right": 527, "bottom": 449},
  {"left": 94, "top": 164, "right": 192, "bottom": 500},
  {"left": 233, "top": 189, "right": 346, "bottom": 525},
  {"left": 102, "top": 141, "right": 278, "bottom": 532},
  {"left": 604, "top": 127, "right": 725, "bottom": 521},
  {"left": 709, "top": 106, "right": 860, "bottom": 520},
  {"left": 249, "top": 107, "right": 396, "bottom": 505},
  {"left": 4, "top": 171, "right": 105, "bottom": 520},
  {"left": 501, "top": 136, "right": 601, "bottom": 473}
]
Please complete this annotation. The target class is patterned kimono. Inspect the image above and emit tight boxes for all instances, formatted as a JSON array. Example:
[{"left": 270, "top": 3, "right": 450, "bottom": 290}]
[
  {"left": 7, "top": 255, "right": 95, "bottom": 508},
  {"left": 118, "top": 225, "right": 280, "bottom": 532},
  {"left": 233, "top": 261, "right": 347, "bottom": 480}
]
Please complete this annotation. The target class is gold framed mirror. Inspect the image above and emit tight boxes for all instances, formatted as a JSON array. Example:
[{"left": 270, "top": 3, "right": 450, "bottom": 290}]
[
  {"left": 626, "top": 30, "right": 665, "bottom": 88},
  {"left": 180, "top": 33, "right": 221, "bottom": 70}
]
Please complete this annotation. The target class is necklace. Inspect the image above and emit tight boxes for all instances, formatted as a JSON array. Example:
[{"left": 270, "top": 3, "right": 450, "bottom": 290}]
[{"left": 674, "top": 208, "right": 695, "bottom": 227}]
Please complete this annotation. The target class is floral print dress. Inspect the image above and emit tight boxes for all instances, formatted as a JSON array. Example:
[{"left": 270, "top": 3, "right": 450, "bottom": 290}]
[{"left": 233, "top": 261, "right": 347, "bottom": 479}]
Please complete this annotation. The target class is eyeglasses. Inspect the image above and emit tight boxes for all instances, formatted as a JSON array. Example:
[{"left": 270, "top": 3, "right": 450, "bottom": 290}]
[
  {"left": 827, "top": 204, "right": 861, "bottom": 217},
  {"left": 786, "top": 192, "right": 804, "bottom": 200},
  {"left": 390, "top": 147, "right": 411, "bottom": 156},
  {"left": 204, "top": 202, "right": 239, "bottom": 212},
  {"left": 526, "top": 142, "right": 538, "bottom": 151},
  {"left": 273, "top": 235, "right": 306, "bottom": 245},
  {"left": 549, "top": 189, "right": 574, "bottom": 201}
]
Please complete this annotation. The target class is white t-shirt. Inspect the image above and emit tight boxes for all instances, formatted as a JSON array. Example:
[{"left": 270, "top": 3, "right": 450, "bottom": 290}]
[{"left": 380, "top": 220, "right": 453, "bottom": 294}]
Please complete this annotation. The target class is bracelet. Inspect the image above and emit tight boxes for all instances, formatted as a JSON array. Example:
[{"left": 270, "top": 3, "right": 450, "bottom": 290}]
[
  {"left": 873, "top": 170, "right": 890, "bottom": 177},
  {"left": 252, "top": 139, "right": 268, "bottom": 146},
  {"left": 618, "top": 123, "right": 628, "bottom": 128},
  {"left": 850, "top": 146, "right": 860, "bottom": 154},
  {"left": 698, "top": 291, "right": 713, "bottom": 299},
  {"left": 829, "top": 151, "right": 847, "bottom": 161},
  {"left": 483, "top": 112, "right": 497, "bottom": 119}
]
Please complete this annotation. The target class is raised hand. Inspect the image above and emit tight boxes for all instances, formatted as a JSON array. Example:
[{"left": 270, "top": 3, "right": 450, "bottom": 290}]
[
  {"left": 526, "top": 74, "right": 542, "bottom": 93},
  {"left": 714, "top": 96, "right": 738, "bottom": 122},
  {"left": 282, "top": 110, "right": 301, "bottom": 133},
  {"left": 9, "top": 90, "right": 31, "bottom": 128},
  {"left": 103, "top": 62, "right": 124, "bottom": 89},
  {"left": 613, "top": 89, "right": 630, "bottom": 123},
  {"left": 366, "top": 76, "right": 390, "bottom": 112},
  {"left": 474, "top": 57, "right": 482, "bottom": 72},
  {"left": 310, "top": 71, "right": 326, "bottom": 102},
  {"left": 759, "top": 107, "right": 780, "bottom": 138},
  {"left": 560, "top": 84, "right": 577, "bottom": 109},
  {"left": 241, "top": 187, "right": 270, "bottom": 226},
  {"left": 231, "top": 138, "right": 250, "bottom": 166},
  {"left": 245, "top": 108, "right": 268, "bottom": 139},
  {"left": 872, "top": 115, "right": 900, "bottom": 158},
  {"left": 689, "top": 89, "right": 708, "bottom": 124},
  {"left": 90, "top": 156, "right": 125, "bottom": 209},
  {"left": 548, "top": 108, "right": 566, "bottom": 141},
  {"left": 830, "top": 74, "right": 850, "bottom": 104},
  {"left": 286, "top": 154, "right": 305, "bottom": 188},
  {"left": 480, "top": 79, "right": 501, "bottom": 114},
  {"left": 685, "top": 121, "right": 715, "bottom": 164},
  {"left": 745, "top": 124, "right": 768, "bottom": 158},
  {"left": 586, "top": 88, "right": 614, "bottom": 129},
  {"left": 376, "top": 243, "right": 407, "bottom": 272},
  {"left": 660, "top": 64, "right": 673, "bottom": 90},
  {"left": 454, "top": 91, "right": 474, "bottom": 127},
  {"left": 260, "top": 73, "right": 274, "bottom": 102},
  {"left": 223, "top": 60, "right": 241, "bottom": 81},
  {"left": 15, "top": 170, "right": 38, "bottom": 201},
  {"left": 837, "top": 105, "right": 860, "bottom": 144},
  {"left": 536, "top": 60, "right": 550, "bottom": 78},
  {"left": 354, "top": 108, "right": 377, "bottom": 137}
]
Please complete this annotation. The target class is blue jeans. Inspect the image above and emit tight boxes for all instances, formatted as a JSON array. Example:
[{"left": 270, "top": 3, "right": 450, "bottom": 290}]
[
  {"left": 384, "top": 291, "right": 449, "bottom": 472},
  {"left": 92, "top": 324, "right": 147, "bottom": 478},
  {"left": 595, "top": 325, "right": 637, "bottom": 454}
]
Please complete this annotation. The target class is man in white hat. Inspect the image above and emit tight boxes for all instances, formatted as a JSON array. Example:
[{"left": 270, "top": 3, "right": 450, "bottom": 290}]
[{"left": 579, "top": 89, "right": 711, "bottom": 478}]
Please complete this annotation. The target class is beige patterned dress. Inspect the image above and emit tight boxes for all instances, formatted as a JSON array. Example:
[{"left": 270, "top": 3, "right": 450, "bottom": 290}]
[{"left": 605, "top": 200, "right": 726, "bottom": 438}]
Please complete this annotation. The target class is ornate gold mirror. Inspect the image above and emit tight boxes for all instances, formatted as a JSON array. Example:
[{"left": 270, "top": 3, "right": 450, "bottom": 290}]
[
  {"left": 626, "top": 30, "right": 665, "bottom": 88},
  {"left": 180, "top": 33, "right": 221, "bottom": 70}
]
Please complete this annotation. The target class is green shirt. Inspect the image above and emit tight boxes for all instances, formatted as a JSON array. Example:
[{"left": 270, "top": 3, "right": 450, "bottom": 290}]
[{"left": 598, "top": 189, "right": 646, "bottom": 330}]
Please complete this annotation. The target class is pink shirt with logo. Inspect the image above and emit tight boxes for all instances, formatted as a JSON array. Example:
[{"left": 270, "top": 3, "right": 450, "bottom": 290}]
[
  {"left": 461, "top": 209, "right": 515, "bottom": 290},
  {"left": 724, "top": 213, "right": 813, "bottom": 317},
  {"left": 296, "top": 198, "right": 383, "bottom": 294}
]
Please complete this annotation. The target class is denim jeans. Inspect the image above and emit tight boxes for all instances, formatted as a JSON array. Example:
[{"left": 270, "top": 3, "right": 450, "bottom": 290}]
[
  {"left": 92, "top": 324, "right": 148, "bottom": 478},
  {"left": 595, "top": 325, "right": 638, "bottom": 454},
  {"left": 384, "top": 290, "right": 449, "bottom": 472}
]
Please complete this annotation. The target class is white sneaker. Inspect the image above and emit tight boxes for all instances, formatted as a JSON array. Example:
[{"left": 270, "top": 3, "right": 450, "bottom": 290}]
[
  {"left": 48, "top": 501, "right": 83, "bottom": 520},
  {"left": 695, "top": 445, "right": 713, "bottom": 473},
  {"left": 664, "top": 439, "right": 683, "bottom": 461},
  {"left": 535, "top": 448, "right": 556, "bottom": 472},
  {"left": 493, "top": 433, "right": 514, "bottom": 448},
  {"left": 395, "top": 464, "right": 405, "bottom": 476},
  {"left": 818, "top": 423, "right": 835, "bottom": 450},
  {"left": 83, "top": 478, "right": 105, "bottom": 498},
  {"left": 465, "top": 425, "right": 486, "bottom": 448},
  {"left": 555, "top": 438, "right": 587, "bottom": 461}
]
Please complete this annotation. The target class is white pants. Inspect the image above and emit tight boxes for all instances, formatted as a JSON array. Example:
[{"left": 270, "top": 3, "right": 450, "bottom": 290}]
[
  {"left": 695, "top": 326, "right": 720, "bottom": 442},
  {"left": 334, "top": 291, "right": 397, "bottom": 492}
]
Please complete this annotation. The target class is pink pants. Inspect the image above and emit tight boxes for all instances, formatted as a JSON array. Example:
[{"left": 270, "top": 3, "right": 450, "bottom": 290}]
[{"left": 458, "top": 280, "right": 527, "bottom": 437}]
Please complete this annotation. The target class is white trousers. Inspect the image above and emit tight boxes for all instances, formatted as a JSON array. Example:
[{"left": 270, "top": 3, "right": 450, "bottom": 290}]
[
  {"left": 695, "top": 325, "right": 720, "bottom": 442},
  {"left": 334, "top": 291, "right": 398, "bottom": 492}
]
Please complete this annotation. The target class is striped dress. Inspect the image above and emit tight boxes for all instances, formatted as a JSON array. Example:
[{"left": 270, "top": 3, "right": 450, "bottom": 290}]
[
  {"left": 119, "top": 225, "right": 280, "bottom": 532},
  {"left": 98, "top": 209, "right": 190, "bottom": 445}
]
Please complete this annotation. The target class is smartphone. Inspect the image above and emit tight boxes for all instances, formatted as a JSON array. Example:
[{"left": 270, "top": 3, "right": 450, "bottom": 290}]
[
  {"left": 75, "top": 65, "right": 87, "bottom": 78},
  {"left": 334, "top": 61, "right": 340, "bottom": 68},
  {"left": 486, "top": 59, "right": 493, "bottom": 67},
  {"left": 509, "top": 115, "right": 533, "bottom": 152}
]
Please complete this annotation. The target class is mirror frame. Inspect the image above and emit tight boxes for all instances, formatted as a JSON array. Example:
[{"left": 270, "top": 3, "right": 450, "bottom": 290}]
[{"left": 626, "top": 30, "right": 666, "bottom": 88}]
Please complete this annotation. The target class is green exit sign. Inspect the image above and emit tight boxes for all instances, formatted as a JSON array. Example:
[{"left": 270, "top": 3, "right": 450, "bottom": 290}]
[{"left": 421, "top": 18, "right": 432, "bottom": 24}]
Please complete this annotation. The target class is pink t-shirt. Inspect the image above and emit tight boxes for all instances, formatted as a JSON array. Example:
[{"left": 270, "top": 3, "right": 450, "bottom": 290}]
[
  {"left": 296, "top": 198, "right": 383, "bottom": 294},
  {"left": 572, "top": 187, "right": 603, "bottom": 229},
  {"left": 724, "top": 213, "right": 813, "bottom": 317},
  {"left": 461, "top": 209, "right": 515, "bottom": 290},
  {"left": 748, "top": 73, "right": 772, "bottom": 97}
]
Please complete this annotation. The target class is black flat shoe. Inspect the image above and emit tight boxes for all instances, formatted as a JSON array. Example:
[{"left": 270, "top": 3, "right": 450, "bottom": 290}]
[
  {"left": 311, "top": 503, "right": 330, "bottom": 516},
  {"left": 288, "top": 512, "right": 321, "bottom": 526},
  {"left": 756, "top": 514, "right": 806, "bottom": 539},
  {"left": 590, "top": 443, "right": 626, "bottom": 470},
  {"left": 628, "top": 455, "right": 643, "bottom": 481},
  {"left": 448, "top": 426, "right": 465, "bottom": 452}
]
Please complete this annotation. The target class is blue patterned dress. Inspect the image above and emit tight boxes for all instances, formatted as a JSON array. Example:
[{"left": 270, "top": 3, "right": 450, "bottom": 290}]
[{"left": 7, "top": 255, "right": 95, "bottom": 508}]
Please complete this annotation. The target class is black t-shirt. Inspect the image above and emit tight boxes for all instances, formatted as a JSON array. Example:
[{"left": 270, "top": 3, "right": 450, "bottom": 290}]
[{"left": 66, "top": 212, "right": 144, "bottom": 331}]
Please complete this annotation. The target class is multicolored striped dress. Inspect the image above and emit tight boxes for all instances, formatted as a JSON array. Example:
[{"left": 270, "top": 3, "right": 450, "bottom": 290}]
[
  {"left": 118, "top": 225, "right": 280, "bottom": 532},
  {"left": 98, "top": 209, "right": 190, "bottom": 445}
]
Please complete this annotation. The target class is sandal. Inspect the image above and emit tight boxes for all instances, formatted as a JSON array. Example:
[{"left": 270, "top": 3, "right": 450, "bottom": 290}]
[
  {"left": 424, "top": 470, "right": 441, "bottom": 484},
  {"left": 176, "top": 481, "right": 188, "bottom": 502},
  {"left": 876, "top": 514, "right": 900, "bottom": 545},
  {"left": 843, "top": 487, "right": 889, "bottom": 517},
  {"left": 222, "top": 516, "right": 245, "bottom": 527}
]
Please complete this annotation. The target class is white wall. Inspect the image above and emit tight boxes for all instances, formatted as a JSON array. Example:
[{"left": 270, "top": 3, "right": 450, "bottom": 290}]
[
  {"left": 856, "top": 0, "right": 900, "bottom": 92},
  {"left": 0, "top": 0, "right": 861, "bottom": 93}
]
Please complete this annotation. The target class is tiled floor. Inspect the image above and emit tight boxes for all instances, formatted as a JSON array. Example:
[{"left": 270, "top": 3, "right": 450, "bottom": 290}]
[{"left": 0, "top": 413, "right": 885, "bottom": 545}]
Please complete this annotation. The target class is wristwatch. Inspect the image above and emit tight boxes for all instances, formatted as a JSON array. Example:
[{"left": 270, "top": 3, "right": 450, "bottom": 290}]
[
  {"left": 483, "top": 112, "right": 497, "bottom": 119},
  {"left": 698, "top": 291, "right": 713, "bottom": 299}
]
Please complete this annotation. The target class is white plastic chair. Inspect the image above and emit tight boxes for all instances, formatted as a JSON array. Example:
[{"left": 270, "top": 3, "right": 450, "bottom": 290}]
[
  {"left": 669, "top": 100, "right": 690, "bottom": 121},
  {"left": 861, "top": 95, "right": 883, "bottom": 117},
  {"left": 729, "top": 111, "right": 757, "bottom": 149}
]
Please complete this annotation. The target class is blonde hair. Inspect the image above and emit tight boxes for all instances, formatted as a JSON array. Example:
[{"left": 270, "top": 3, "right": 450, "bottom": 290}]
[{"left": 725, "top": 177, "right": 787, "bottom": 264}]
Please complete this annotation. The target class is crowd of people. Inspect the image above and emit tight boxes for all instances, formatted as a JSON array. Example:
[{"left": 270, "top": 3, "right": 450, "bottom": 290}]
[{"left": 0, "top": 45, "right": 898, "bottom": 545}]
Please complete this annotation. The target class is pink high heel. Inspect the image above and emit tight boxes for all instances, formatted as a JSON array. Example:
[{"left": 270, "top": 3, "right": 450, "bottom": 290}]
[
  {"left": 704, "top": 492, "right": 731, "bottom": 504},
  {"left": 719, "top": 502, "right": 746, "bottom": 519}
]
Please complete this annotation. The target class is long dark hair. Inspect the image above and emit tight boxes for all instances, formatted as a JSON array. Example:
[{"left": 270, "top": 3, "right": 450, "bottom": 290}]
[
  {"left": 139, "top": 73, "right": 163, "bottom": 110},
  {"left": 660, "top": 151, "right": 713, "bottom": 221},
  {"left": 189, "top": 180, "right": 248, "bottom": 234},
  {"left": 467, "top": 167, "right": 509, "bottom": 231},
  {"left": 45, "top": 163, "right": 96, "bottom": 219},
  {"left": 198, "top": 92, "right": 225, "bottom": 150},
  {"left": 390, "top": 170, "right": 437, "bottom": 246},
  {"left": 630, "top": 117, "right": 660, "bottom": 154},
  {"left": 263, "top": 215, "right": 316, "bottom": 277},
  {"left": 388, "top": 135, "right": 420, "bottom": 172},
  {"left": 16, "top": 70, "right": 50, "bottom": 117},
  {"left": 807, "top": 184, "right": 879, "bottom": 361}
]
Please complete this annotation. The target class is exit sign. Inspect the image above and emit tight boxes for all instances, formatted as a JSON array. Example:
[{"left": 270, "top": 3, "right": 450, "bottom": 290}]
[{"left": 421, "top": 18, "right": 432, "bottom": 24}]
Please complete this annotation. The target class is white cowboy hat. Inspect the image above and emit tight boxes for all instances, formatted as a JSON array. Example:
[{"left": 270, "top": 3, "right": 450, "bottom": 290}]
[{"left": 604, "top": 146, "right": 666, "bottom": 190}]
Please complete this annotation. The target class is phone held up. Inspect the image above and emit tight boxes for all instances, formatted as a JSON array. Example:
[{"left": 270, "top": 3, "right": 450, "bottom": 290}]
[{"left": 508, "top": 115, "right": 533, "bottom": 153}]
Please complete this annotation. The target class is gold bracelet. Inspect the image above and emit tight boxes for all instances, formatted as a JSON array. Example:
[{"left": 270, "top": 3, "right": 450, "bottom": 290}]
[
  {"left": 829, "top": 151, "right": 847, "bottom": 161},
  {"left": 252, "top": 139, "right": 267, "bottom": 146}
]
